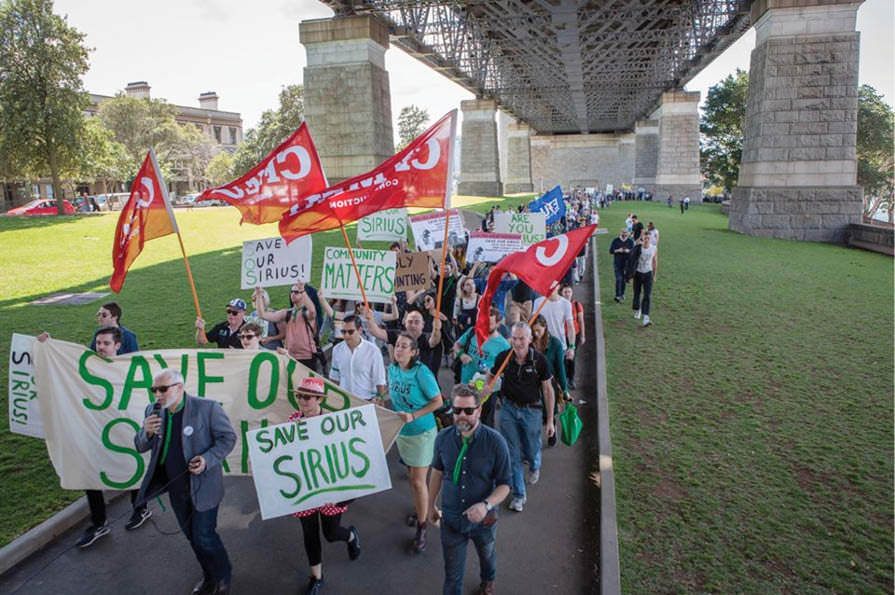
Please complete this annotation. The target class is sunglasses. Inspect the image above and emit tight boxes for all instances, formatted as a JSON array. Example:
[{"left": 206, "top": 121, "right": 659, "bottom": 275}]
[
  {"left": 452, "top": 406, "right": 479, "bottom": 415},
  {"left": 298, "top": 394, "right": 322, "bottom": 401},
  {"left": 239, "top": 333, "right": 256, "bottom": 339},
  {"left": 226, "top": 310, "right": 241, "bottom": 315},
  {"left": 291, "top": 290, "right": 304, "bottom": 295},
  {"left": 342, "top": 329, "right": 356, "bottom": 335},
  {"left": 150, "top": 383, "right": 181, "bottom": 394}
]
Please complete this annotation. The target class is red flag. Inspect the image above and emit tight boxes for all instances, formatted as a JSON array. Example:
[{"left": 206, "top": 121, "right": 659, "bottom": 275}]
[
  {"left": 474, "top": 225, "right": 597, "bottom": 351},
  {"left": 198, "top": 122, "right": 328, "bottom": 225},
  {"left": 279, "top": 110, "right": 457, "bottom": 244},
  {"left": 110, "top": 150, "right": 178, "bottom": 292}
]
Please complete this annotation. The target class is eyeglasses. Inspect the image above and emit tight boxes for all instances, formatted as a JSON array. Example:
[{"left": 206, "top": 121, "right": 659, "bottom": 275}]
[
  {"left": 342, "top": 329, "right": 356, "bottom": 335},
  {"left": 452, "top": 406, "right": 479, "bottom": 415},
  {"left": 239, "top": 333, "right": 256, "bottom": 339},
  {"left": 298, "top": 394, "right": 321, "bottom": 401},
  {"left": 226, "top": 310, "right": 241, "bottom": 316},
  {"left": 150, "top": 383, "right": 182, "bottom": 394},
  {"left": 291, "top": 290, "right": 304, "bottom": 295}
]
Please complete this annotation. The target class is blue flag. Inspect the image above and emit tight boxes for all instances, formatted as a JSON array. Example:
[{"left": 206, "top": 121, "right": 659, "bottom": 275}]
[{"left": 529, "top": 185, "right": 565, "bottom": 225}]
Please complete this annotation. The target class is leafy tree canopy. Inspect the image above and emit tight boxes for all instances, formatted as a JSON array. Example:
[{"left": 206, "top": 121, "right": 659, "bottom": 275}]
[
  {"left": 397, "top": 105, "right": 430, "bottom": 152},
  {"left": 856, "top": 84, "right": 894, "bottom": 220},
  {"left": 232, "top": 84, "right": 304, "bottom": 177},
  {"left": 699, "top": 68, "right": 748, "bottom": 194}
]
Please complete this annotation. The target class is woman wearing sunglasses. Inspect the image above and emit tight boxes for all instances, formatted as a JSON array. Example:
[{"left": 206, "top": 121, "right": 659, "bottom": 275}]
[
  {"left": 288, "top": 377, "right": 361, "bottom": 595},
  {"left": 388, "top": 332, "right": 444, "bottom": 554}
]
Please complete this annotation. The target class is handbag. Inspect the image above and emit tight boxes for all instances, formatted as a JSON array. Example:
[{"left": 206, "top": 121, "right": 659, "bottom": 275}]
[{"left": 559, "top": 402, "right": 583, "bottom": 446}]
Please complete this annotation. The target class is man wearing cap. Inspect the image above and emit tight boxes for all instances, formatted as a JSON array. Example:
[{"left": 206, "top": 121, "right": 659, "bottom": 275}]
[
  {"left": 196, "top": 299, "right": 247, "bottom": 349},
  {"left": 135, "top": 369, "right": 236, "bottom": 594},
  {"left": 428, "top": 384, "right": 511, "bottom": 595}
]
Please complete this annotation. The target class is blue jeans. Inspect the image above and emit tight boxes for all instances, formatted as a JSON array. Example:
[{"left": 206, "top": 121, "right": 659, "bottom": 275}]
[
  {"left": 441, "top": 517, "right": 497, "bottom": 595},
  {"left": 499, "top": 401, "right": 542, "bottom": 499},
  {"left": 171, "top": 496, "right": 231, "bottom": 583},
  {"left": 614, "top": 262, "right": 627, "bottom": 298}
]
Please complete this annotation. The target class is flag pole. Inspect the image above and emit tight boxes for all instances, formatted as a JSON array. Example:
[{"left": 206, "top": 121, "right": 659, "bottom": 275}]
[
  {"left": 434, "top": 208, "right": 451, "bottom": 316},
  {"left": 338, "top": 223, "right": 371, "bottom": 312},
  {"left": 481, "top": 294, "right": 552, "bottom": 405},
  {"left": 174, "top": 230, "right": 206, "bottom": 343}
]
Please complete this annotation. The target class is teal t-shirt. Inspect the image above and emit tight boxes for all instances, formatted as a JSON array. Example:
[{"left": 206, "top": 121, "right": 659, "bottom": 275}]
[
  {"left": 456, "top": 328, "right": 511, "bottom": 384},
  {"left": 388, "top": 361, "right": 441, "bottom": 436}
]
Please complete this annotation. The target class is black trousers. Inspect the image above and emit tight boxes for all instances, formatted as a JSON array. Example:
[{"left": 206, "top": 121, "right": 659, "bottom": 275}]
[
  {"left": 86, "top": 489, "right": 143, "bottom": 526},
  {"left": 170, "top": 492, "right": 231, "bottom": 583},
  {"left": 299, "top": 512, "right": 351, "bottom": 567},
  {"left": 632, "top": 271, "right": 653, "bottom": 316}
]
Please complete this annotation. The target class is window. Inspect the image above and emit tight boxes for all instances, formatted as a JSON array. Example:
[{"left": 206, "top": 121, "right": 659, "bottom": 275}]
[
  {"left": 214, "top": 126, "right": 222, "bottom": 143},
  {"left": 229, "top": 127, "right": 237, "bottom": 144}
]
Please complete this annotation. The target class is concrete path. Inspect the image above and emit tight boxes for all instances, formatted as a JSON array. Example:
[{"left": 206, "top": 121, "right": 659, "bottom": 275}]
[{"left": 0, "top": 270, "right": 599, "bottom": 595}]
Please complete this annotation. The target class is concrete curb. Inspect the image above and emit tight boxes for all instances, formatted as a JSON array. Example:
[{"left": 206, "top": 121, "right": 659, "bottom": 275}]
[
  {"left": 0, "top": 492, "right": 125, "bottom": 577},
  {"left": 592, "top": 237, "right": 621, "bottom": 594}
]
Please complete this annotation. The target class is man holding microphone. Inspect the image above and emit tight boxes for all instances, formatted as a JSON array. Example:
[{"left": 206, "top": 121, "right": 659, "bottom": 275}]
[{"left": 135, "top": 369, "right": 236, "bottom": 595}]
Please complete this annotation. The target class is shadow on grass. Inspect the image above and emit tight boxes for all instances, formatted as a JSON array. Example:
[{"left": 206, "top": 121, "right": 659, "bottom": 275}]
[{"left": 0, "top": 213, "right": 106, "bottom": 232}]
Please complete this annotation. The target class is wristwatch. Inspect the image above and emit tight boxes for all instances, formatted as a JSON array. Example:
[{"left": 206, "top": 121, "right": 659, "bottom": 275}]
[{"left": 482, "top": 500, "right": 493, "bottom": 512}]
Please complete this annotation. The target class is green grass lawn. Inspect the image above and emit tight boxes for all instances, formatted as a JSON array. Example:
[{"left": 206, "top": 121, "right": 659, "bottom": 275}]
[
  {"left": 597, "top": 202, "right": 894, "bottom": 592},
  {"left": 0, "top": 196, "right": 527, "bottom": 547}
]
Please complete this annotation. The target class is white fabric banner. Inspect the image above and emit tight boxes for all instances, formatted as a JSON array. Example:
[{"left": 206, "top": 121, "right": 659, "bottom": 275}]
[
  {"left": 240, "top": 235, "right": 312, "bottom": 289},
  {"left": 32, "top": 338, "right": 403, "bottom": 490},
  {"left": 247, "top": 404, "right": 391, "bottom": 519},
  {"left": 8, "top": 333, "right": 43, "bottom": 438}
]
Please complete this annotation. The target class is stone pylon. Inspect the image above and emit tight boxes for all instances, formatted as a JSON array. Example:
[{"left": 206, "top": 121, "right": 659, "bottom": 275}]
[
  {"left": 505, "top": 122, "right": 534, "bottom": 194},
  {"left": 458, "top": 99, "right": 503, "bottom": 197},
  {"left": 653, "top": 91, "right": 701, "bottom": 201}
]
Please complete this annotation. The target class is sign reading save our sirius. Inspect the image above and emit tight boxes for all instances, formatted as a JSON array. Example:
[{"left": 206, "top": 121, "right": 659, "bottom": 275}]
[
  {"left": 247, "top": 405, "right": 391, "bottom": 519},
  {"left": 241, "top": 235, "right": 312, "bottom": 289}
]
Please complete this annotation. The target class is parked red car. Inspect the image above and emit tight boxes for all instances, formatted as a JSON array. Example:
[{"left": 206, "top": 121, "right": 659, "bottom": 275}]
[{"left": 6, "top": 198, "right": 76, "bottom": 216}]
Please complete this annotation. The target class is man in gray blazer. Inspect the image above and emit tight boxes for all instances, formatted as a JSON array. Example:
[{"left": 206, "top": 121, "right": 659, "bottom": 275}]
[{"left": 135, "top": 369, "right": 236, "bottom": 595}]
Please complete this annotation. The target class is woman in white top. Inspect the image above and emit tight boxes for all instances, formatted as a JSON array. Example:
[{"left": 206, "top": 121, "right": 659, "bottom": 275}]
[{"left": 632, "top": 232, "right": 658, "bottom": 327}]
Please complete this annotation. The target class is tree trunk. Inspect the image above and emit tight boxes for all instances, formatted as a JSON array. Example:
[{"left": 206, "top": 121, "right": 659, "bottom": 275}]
[{"left": 47, "top": 145, "right": 64, "bottom": 215}]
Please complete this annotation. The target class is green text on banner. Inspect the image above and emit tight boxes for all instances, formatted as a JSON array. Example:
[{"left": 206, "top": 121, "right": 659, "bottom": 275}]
[
  {"left": 357, "top": 208, "right": 408, "bottom": 242},
  {"left": 321, "top": 247, "right": 396, "bottom": 303},
  {"left": 494, "top": 211, "right": 546, "bottom": 248}
]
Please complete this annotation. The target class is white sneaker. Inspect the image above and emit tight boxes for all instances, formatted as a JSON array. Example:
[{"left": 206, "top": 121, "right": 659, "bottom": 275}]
[
  {"left": 508, "top": 497, "right": 526, "bottom": 512},
  {"left": 634, "top": 310, "right": 641, "bottom": 320},
  {"left": 643, "top": 315, "right": 651, "bottom": 327},
  {"left": 527, "top": 469, "right": 540, "bottom": 485}
]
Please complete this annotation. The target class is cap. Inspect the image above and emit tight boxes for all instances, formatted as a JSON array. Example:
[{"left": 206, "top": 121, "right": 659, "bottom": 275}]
[{"left": 227, "top": 298, "right": 246, "bottom": 311}]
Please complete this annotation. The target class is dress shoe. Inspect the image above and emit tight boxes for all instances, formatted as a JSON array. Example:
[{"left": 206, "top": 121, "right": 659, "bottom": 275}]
[
  {"left": 191, "top": 578, "right": 214, "bottom": 595},
  {"left": 473, "top": 581, "right": 495, "bottom": 595},
  {"left": 212, "top": 580, "right": 230, "bottom": 594}
]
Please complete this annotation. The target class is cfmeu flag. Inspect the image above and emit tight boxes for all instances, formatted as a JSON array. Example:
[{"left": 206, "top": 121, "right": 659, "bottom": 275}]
[
  {"left": 474, "top": 225, "right": 596, "bottom": 350},
  {"left": 198, "top": 122, "right": 328, "bottom": 225},
  {"left": 529, "top": 185, "right": 565, "bottom": 225},
  {"left": 279, "top": 110, "right": 457, "bottom": 243},
  {"left": 110, "top": 150, "right": 178, "bottom": 292}
]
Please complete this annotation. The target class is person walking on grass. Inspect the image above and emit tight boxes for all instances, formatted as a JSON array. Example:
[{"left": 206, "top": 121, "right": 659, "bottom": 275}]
[
  {"left": 610, "top": 229, "right": 634, "bottom": 303},
  {"left": 628, "top": 231, "right": 659, "bottom": 327}
]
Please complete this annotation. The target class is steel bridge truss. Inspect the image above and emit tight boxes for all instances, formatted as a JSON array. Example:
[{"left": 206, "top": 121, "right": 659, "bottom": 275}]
[{"left": 322, "top": 0, "right": 752, "bottom": 134}]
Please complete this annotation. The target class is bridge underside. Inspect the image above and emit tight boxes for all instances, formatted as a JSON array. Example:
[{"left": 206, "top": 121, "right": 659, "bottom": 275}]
[{"left": 323, "top": 0, "right": 752, "bottom": 134}]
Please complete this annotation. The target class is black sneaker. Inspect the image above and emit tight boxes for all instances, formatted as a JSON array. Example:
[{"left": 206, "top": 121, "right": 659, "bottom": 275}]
[
  {"left": 125, "top": 508, "right": 152, "bottom": 531},
  {"left": 75, "top": 523, "right": 110, "bottom": 548},
  {"left": 306, "top": 576, "right": 324, "bottom": 595},
  {"left": 347, "top": 526, "right": 361, "bottom": 560}
]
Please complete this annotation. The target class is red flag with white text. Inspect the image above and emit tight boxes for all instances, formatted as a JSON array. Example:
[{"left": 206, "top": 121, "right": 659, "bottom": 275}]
[
  {"left": 198, "top": 122, "right": 328, "bottom": 225},
  {"left": 110, "top": 150, "right": 178, "bottom": 292},
  {"left": 278, "top": 110, "right": 457, "bottom": 243},
  {"left": 474, "top": 225, "right": 597, "bottom": 351}
]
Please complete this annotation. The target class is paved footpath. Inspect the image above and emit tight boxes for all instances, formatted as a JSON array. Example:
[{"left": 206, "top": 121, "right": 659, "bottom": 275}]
[{"left": 0, "top": 268, "right": 599, "bottom": 595}]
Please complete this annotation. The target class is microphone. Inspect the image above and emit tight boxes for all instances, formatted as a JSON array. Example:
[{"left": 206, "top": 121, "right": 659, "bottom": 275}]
[{"left": 151, "top": 401, "right": 164, "bottom": 443}]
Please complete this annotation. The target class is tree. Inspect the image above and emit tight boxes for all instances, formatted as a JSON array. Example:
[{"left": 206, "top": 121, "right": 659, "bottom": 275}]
[
  {"left": 206, "top": 152, "right": 235, "bottom": 186},
  {"left": 97, "top": 94, "right": 179, "bottom": 176},
  {"left": 397, "top": 105, "right": 430, "bottom": 151},
  {"left": 0, "top": 0, "right": 91, "bottom": 214},
  {"left": 232, "top": 84, "right": 304, "bottom": 176},
  {"left": 70, "top": 118, "right": 131, "bottom": 194},
  {"left": 857, "top": 85, "right": 894, "bottom": 222},
  {"left": 699, "top": 69, "right": 748, "bottom": 194}
]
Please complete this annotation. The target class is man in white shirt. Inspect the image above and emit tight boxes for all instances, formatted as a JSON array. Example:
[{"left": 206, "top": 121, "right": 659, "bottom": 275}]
[
  {"left": 532, "top": 287, "right": 576, "bottom": 360},
  {"left": 329, "top": 316, "right": 387, "bottom": 401}
]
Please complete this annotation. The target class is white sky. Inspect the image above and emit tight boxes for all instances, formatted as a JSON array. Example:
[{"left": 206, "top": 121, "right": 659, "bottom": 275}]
[{"left": 55, "top": 0, "right": 894, "bottom": 131}]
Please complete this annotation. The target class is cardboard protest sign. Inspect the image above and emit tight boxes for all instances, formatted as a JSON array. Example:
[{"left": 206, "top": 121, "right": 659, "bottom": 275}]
[
  {"left": 409, "top": 209, "right": 467, "bottom": 251},
  {"left": 241, "top": 235, "right": 312, "bottom": 289},
  {"left": 32, "top": 338, "right": 403, "bottom": 490},
  {"left": 321, "top": 247, "right": 396, "bottom": 303},
  {"left": 466, "top": 232, "right": 523, "bottom": 263},
  {"left": 395, "top": 252, "right": 432, "bottom": 293},
  {"left": 8, "top": 333, "right": 43, "bottom": 439},
  {"left": 357, "top": 208, "right": 407, "bottom": 242},
  {"left": 247, "top": 405, "right": 391, "bottom": 519},
  {"left": 494, "top": 211, "right": 547, "bottom": 248}
]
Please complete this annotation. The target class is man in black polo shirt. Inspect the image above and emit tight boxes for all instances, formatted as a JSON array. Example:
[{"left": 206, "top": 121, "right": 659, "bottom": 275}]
[
  {"left": 366, "top": 306, "right": 443, "bottom": 377},
  {"left": 195, "top": 298, "right": 247, "bottom": 349},
  {"left": 485, "top": 322, "right": 555, "bottom": 513},
  {"left": 429, "top": 384, "right": 511, "bottom": 595}
]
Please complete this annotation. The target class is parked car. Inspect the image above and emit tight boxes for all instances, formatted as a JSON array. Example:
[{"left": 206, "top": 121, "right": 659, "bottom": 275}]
[{"left": 6, "top": 198, "right": 76, "bottom": 216}]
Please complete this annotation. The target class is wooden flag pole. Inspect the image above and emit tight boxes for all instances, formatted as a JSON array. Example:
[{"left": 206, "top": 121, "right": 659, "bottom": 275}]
[
  {"left": 434, "top": 208, "right": 452, "bottom": 316},
  {"left": 338, "top": 223, "right": 371, "bottom": 313},
  {"left": 175, "top": 230, "right": 206, "bottom": 343},
  {"left": 481, "top": 294, "right": 552, "bottom": 405}
]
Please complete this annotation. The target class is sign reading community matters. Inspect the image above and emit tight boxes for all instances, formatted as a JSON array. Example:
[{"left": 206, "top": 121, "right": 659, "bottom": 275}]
[
  {"left": 8, "top": 333, "right": 43, "bottom": 439},
  {"left": 394, "top": 252, "right": 432, "bottom": 293},
  {"left": 247, "top": 405, "right": 390, "bottom": 519},
  {"left": 30, "top": 338, "right": 403, "bottom": 490},
  {"left": 466, "top": 232, "right": 523, "bottom": 263},
  {"left": 409, "top": 210, "right": 467, "bottom": 251},
  {"left": 321, "top": 247, "right": 396, "bottom": 303},
  {"left": 241, "top": 236, "right": 312, "bottom": 289},
  {"left": 357, "top": 208, "right": 407, "bottom": 242},
  {"left": 494, "top": 212, "right": 546, "bottom": 249}
]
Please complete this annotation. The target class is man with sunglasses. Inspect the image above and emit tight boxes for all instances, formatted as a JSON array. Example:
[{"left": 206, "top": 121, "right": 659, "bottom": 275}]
[
  {"left": 196, "top": 298, "right": 247, "bottom": 349},
  {"left": 89, "top": 302, "right": 139, "bottom": 354},
  {"left": 328, "top": 315, "right": 387, "bottom": 402},
  {"left": 428, "top": 384, "right": 511, "bottom": 595},
  {"left": 135, "top": 370, "right": 236, "bottom": 594}
]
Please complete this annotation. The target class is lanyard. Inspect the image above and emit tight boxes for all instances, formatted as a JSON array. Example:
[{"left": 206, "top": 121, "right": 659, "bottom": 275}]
[
  {"left": 160, "top": 399, "right": 184, "bottom": 465},
  {"left": 452, "top": 435, "right": 471, "bottom": 485}
]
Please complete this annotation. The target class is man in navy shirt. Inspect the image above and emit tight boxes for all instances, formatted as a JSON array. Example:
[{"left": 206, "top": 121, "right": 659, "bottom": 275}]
[
  {"left": 429, "top": 384, "right": 511, "bottom": 595},
  {"left": 90, "top": 302, "right": 139, "bottom": 354}
]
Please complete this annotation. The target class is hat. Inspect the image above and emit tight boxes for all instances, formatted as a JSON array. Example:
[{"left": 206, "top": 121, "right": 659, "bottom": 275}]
[
  {"left": 295, "top": 376, "right": 325, "bottom": 397},
  {"left": 227, "top": 298, "right": 246, "bottom": 311}
]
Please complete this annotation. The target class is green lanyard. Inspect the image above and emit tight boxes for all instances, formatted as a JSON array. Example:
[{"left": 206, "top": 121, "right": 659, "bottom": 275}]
[
  {"left": 159, "top": 398, "right": 184, "bottom": 465},
  {"left": 452, "top": 435, "right": 472, "bottom": 485}
]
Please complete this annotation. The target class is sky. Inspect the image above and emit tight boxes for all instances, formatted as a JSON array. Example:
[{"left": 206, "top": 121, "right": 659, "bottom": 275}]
[{"left": 55, "top": 0, "right": 894, "bottom": 132}]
